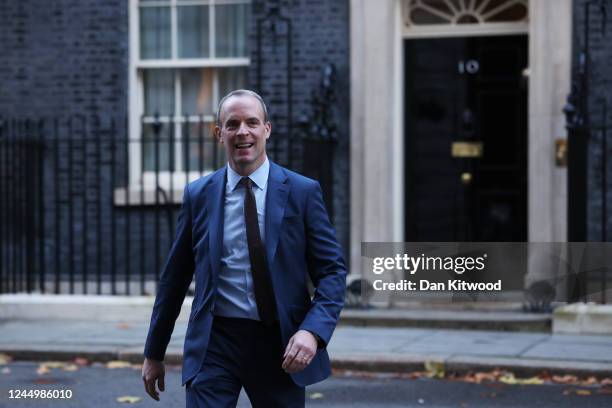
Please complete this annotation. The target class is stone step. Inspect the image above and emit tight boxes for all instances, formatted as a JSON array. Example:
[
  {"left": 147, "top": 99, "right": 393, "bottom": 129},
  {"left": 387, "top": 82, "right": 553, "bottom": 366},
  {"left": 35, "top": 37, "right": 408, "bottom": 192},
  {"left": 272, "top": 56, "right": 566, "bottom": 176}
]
[{"left": 340, "top": 308, "right": 551, "bottom": 332}]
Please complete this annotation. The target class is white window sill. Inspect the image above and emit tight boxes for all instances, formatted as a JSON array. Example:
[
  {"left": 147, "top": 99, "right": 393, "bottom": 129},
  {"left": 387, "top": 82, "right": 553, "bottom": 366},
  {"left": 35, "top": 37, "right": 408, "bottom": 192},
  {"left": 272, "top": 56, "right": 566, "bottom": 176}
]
[{"left": 113, "top": 171, "right": 213, "bottom": 206}]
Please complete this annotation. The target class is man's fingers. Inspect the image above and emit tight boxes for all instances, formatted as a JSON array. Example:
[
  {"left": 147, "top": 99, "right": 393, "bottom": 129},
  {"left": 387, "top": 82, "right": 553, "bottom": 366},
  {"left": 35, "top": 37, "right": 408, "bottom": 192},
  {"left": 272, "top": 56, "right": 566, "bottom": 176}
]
[
  {"left": 285, "top": 350, "right": 309, "bottom": 373},
  {"left": 283, "top": 337, "right": 294, "bottom": 358},
  {"left": 282, "top": 343, "right": 299, "bottom": 370},
  {"left": 144, "top": 378, "right": 159, "bottom": 401},
  {"left": 159, "top": 374, "right": 165, "bottom": 392}
]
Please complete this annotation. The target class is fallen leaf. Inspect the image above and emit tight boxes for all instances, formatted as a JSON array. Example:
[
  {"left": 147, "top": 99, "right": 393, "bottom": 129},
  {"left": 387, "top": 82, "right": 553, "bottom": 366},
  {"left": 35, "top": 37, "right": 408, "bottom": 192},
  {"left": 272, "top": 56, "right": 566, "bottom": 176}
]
[
  {"left": 552, "top": 375, "right": 579, "bottom": 384},
  {"left": 602, "top": 378, "right": 612, "bottom": 386},
  {"left": 74, "top": 357, "right": 90, "bottom": 366},
  {"left": 116, "top": 322, "right": 131, "bottom": 330},
  {"left": 575, "top": 389, "right": 591, "bottom": 396},
  {"left": 474, "top": 372, "right": 497, "bottom": 384},
  {"left": 2, "top": 367, "right": 11, "bottom": 374},
  {"left": 106, "top": 360, "right": 132, "bottom": 369},
  {"left": 580, "top": 376, "right": 598, "bottom": 386},
  {"left": 424, "top": 361, "right": 445, "bottom": 379},
  {"left": 36, "top": 366, "right": 50, "bottom": 375},
  {"left": 539, "top": 371, "right": 553, "bottom": 382},
  {"left": 499, "top": 374, "right": 543, "bottom": 385},
  {"left": 519, "top": 377, "right": 545, "bottom": 385},
  {"left": 63, "top": 364, "right": 79, "bottom": 372},
  {"left": 0, "top": 353, "right": 12, "bottom": 365},
  {"left": 309, "top": 392, "right": 324, "bottom": 399},
  {"left": 116, "top": 395, "right": 142, "bottom": 403},
  {"left": 41, "top": 362, "right": 67, "bottom": 369}
]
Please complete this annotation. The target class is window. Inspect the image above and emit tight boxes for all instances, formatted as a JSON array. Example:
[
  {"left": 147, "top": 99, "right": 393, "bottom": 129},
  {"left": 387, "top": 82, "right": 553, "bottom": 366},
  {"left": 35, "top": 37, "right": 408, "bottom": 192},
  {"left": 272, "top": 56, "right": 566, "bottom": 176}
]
[{"left": 127, "top": 0, "right": 250, "bottom": 202}]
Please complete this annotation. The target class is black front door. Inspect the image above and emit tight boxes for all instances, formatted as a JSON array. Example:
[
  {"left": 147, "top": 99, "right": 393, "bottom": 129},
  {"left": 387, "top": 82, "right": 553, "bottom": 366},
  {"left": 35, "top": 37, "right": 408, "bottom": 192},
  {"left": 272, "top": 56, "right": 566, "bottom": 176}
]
[{"left": 404, "top": 35, "right": 528, "bottom": 242}]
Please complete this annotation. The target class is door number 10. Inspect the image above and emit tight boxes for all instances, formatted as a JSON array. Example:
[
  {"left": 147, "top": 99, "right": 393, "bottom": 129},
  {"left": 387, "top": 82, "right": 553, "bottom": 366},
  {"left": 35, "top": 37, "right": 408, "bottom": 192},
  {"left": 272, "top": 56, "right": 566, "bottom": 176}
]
[{"left": 458, "top": 60, "right": 480, "bottom": 74}]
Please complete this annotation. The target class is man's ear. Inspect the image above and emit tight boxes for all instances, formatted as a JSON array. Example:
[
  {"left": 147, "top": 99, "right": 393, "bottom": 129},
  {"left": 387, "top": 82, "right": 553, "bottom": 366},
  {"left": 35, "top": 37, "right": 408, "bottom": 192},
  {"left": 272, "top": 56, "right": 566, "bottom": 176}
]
[
  {"left": 214, "top": 126, "right": 222, "bottom": 143},
  {"left": 265, "top": 121, "right": 272, "bottom": 140}
]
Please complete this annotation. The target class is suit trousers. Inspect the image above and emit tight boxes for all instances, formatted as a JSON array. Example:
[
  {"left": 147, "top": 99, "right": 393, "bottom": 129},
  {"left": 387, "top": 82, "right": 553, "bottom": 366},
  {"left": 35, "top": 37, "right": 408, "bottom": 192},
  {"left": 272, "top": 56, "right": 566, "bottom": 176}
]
[{"left": 185, "top": 316, "right": 305, "bottom": 408}]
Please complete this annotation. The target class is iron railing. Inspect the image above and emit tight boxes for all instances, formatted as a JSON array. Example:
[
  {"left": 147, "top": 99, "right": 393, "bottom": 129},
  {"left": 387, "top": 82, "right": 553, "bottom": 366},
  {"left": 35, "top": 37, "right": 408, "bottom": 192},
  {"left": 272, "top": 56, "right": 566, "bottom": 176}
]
[
  {"left": 564, "top": 0, "right": 610, "bottom": 303},
  {"left": 0, "top": 115, "right": 335, "bottom": 295}
]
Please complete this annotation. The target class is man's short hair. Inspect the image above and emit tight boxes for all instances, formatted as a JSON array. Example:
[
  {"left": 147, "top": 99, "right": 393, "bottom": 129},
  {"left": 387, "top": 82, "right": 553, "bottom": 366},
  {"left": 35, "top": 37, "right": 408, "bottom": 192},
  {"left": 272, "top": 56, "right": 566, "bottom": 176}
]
[{"left": 216, "top": 89, "right": 269, "bottom": 126}]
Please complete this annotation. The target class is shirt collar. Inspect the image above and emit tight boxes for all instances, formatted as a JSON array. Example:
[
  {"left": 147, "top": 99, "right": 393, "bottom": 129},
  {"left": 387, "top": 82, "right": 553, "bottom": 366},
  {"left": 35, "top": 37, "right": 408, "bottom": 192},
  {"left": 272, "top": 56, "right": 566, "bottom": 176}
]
[{"left": 227, "top": 157, "right": 270, "bottom": 191}]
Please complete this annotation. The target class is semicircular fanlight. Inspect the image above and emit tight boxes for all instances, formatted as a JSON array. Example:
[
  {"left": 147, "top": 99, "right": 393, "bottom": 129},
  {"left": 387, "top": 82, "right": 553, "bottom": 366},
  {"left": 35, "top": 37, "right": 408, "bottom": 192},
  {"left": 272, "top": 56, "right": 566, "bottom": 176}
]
[{"left": 406, "top": 0, "right": 528, "bottom": 26}]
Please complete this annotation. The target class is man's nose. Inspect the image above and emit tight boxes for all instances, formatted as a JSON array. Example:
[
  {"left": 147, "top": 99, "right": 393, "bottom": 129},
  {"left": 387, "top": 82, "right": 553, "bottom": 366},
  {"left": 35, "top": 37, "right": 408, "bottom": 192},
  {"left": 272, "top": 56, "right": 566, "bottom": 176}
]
[{"left": 237, "top": 122, "right": 249, "bottom": 135}]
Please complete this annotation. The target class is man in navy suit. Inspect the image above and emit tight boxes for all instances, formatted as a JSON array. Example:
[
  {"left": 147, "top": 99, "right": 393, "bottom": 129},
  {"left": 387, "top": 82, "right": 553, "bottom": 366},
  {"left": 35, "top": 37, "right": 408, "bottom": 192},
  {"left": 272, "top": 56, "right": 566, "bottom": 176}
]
[{"left": 141, "top": 89, "right": 347, "bottom": 407}]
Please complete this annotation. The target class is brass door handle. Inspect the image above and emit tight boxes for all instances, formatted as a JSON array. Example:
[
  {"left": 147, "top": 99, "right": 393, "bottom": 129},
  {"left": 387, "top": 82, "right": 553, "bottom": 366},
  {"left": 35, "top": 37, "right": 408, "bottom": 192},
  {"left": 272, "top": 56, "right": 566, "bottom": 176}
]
[{"left": 461, "top": 172, "right": 472, "bottom": 185}]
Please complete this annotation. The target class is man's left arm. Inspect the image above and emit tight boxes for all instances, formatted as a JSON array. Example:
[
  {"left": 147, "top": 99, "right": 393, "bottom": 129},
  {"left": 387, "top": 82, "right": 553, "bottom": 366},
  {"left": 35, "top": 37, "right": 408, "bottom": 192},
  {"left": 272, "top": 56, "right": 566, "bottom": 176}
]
[
  {"left": 282, "top": 181, "right": 346, "bottom": 373},
  {"left": 298, "top": 181, "right": 347, "bottom": 347}
]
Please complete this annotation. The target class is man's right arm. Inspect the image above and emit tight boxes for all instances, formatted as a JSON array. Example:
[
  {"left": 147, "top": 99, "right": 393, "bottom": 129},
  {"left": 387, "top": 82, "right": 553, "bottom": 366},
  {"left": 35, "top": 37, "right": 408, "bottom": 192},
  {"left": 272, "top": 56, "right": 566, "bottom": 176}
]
[
  {"left": 142, "top": 185, "right": 195, "bottom": 398},
  {"left": 144, "top": 185, "right": 195, "bottom": 360}
]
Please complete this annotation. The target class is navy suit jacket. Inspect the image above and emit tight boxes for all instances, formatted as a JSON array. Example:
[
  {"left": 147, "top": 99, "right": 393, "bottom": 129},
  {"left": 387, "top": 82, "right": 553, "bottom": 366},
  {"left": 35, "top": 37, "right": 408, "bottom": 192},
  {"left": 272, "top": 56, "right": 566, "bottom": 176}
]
[{"left": 144, "top": 161, "right": 347, "bottom": 387}]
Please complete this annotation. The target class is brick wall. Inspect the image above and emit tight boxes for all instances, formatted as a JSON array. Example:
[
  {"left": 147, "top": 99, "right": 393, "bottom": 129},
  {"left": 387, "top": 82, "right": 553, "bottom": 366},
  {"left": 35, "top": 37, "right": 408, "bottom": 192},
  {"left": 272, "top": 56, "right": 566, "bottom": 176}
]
[
  {"left": 249, "top": 0, "right": 351, "bottom": 265},
  {"left": 0, "top": 0, "right": 128, "bottom": 118}
]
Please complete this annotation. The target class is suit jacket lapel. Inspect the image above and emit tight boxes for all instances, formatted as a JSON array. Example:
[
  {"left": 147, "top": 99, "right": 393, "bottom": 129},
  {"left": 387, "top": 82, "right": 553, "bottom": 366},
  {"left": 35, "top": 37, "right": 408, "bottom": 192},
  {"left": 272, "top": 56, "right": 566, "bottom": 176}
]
[
  {"left": 265, "top": 162, "right": 289, "bottom": 264},
  {"left": 207, "top": 167, "right": 226, "bottom": 283}
]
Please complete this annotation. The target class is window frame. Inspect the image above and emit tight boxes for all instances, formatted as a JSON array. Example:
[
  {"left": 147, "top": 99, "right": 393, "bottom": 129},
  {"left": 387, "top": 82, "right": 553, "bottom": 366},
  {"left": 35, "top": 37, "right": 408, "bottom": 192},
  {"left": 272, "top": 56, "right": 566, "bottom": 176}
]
[{"left": 126, "top": 0, "right": 250, "bottom": 204}]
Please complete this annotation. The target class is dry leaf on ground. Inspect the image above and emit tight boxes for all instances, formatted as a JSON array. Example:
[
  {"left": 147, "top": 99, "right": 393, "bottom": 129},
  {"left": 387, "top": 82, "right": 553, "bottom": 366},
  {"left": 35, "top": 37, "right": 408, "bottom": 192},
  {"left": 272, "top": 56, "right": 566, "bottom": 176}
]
[
  {"left": 575, "top": 389, "right": 592, "bottom": 396},
  {"left": 63, "top": 364, "right": 79, "bottom": 372},
  {"left": 580, "top": 376, "right": 598, "bottom": 386},
  {"left": 41, "top": 362, "right": 67, "bottom": 369},
  {"left": 499, "top": 374, "right": 543, "bottom": 385},
  {"left": 424, "top": 361, "right": 445, "bottom": 379},
  {"left": 116, "top": 395, "right": 142, "bottom": 403},
  {"left": 106, "top": 360, "right": 132, "bottom": 369},
  {"left": 600, "top": 378, "right": 612, "bottom": 386},
  {"left": 74, "top": 357, "right": 90, "bottom": 366},
  {"left": 36, "top": 366, "right": 50, "bottom": 375},
  {"left": 552, "top": 375, "right": 579, "bottom": 384},
  {"left": 0, "top": 353, "right": 12, "bottom": 365}
]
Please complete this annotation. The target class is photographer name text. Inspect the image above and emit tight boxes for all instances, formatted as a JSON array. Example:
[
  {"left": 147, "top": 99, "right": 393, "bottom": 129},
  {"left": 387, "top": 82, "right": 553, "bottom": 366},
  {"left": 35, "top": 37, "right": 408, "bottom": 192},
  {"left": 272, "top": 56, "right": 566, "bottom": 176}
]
[{"left": 372, "top": 279, "right": 502, "bottom": 291}]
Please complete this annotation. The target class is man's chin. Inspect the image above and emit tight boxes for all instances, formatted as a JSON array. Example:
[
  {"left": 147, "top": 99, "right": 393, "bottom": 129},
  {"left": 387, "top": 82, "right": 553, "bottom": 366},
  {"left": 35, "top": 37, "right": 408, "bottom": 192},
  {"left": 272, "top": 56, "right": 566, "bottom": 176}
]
[{"left": 233, "top": 156, "right": 255, "bottom": 166}]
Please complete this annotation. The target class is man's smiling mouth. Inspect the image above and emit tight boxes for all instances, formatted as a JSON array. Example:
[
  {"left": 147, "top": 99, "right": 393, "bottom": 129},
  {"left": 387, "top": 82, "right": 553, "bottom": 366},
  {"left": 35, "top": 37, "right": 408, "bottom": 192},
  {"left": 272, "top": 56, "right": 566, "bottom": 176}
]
[{"left": 235, "top": 143, "right": 254, "bottom": 149}]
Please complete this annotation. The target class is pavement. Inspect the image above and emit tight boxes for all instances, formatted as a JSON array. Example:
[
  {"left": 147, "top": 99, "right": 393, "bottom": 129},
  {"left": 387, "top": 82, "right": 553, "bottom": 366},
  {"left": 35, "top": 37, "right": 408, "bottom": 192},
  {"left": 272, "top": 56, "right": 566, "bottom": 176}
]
[{"left": 2, "top": 317, "right": 612, "bottom": 378}]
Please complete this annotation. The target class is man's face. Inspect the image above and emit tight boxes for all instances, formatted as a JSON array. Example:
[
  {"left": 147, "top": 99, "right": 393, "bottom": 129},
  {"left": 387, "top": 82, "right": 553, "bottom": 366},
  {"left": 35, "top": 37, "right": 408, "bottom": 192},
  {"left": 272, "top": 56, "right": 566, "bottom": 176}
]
[{"left": 215, "top": 95, "right": 271, "bottom": 175}]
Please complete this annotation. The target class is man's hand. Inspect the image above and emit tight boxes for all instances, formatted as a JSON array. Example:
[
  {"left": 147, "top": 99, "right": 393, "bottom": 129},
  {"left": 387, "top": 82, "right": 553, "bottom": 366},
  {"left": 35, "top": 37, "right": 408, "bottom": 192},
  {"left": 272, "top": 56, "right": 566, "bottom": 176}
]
[
  {"left": 282, "top": 329, "right": 317, "bottom": 373},
  {"left": 142, "top": 357, "right": 165, "bottom": 401}
]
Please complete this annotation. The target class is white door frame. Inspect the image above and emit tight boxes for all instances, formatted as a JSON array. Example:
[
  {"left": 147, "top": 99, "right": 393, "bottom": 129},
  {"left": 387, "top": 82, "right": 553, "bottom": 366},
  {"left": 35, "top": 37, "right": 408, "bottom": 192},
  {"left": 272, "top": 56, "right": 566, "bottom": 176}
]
[{"left": 349, "top": 0, "right": 572, "bottom": 278}]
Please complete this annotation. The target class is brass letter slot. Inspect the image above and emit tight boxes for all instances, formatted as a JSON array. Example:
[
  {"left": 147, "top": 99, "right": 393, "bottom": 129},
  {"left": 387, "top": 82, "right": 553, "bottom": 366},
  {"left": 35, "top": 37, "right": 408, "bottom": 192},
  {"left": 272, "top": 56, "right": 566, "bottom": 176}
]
[{"left": 451, "top": 141, "right": 483, "bottom": 158}]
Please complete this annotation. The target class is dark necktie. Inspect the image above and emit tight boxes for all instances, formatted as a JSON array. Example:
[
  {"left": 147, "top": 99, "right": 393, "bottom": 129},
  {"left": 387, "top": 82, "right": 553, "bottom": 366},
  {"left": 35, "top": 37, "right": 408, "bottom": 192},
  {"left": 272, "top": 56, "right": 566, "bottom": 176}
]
[{"left": 240, "top": 177, "right": 277, "bottom": 325}]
